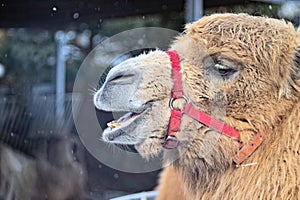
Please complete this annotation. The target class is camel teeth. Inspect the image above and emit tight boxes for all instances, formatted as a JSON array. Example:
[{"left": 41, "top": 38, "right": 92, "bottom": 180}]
[{"left": 107, "top": 121, "right": 121, "bottom": 129}]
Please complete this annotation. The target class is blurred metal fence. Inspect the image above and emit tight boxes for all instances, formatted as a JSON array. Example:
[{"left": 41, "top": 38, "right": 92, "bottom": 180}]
[
  {"left": 110, "top": 191, "right": 158, "bottom": 200},
  {"left": 0, "top": 93, "right": 82, "bottom": 154}
]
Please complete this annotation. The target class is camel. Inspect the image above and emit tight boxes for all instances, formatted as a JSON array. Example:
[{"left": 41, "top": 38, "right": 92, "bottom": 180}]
[
  {"left": 0, "top": 137, "right": 87, "bottom": 200},
  {"left": 94, "top": 13, "right": 300, "bottom": 199}
]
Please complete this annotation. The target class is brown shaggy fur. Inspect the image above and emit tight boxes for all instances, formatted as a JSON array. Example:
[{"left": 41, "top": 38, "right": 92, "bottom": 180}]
[{"left": 156, "top": 14, "right": 300, "bottom": 199}]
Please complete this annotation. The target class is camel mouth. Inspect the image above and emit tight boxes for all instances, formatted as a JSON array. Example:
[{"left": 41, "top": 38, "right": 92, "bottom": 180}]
[
  {"left": 107, "top": 112, "right": 140, "bottom": 129},
  {"left": 102, "top": 104, "right": 151, "bottom": 144}
]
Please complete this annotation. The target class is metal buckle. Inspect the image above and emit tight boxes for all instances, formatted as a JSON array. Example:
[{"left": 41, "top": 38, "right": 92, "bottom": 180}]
[
  {"left": 169, "top": 96, "right": 188, "bottom": 111},
  {"left": 163, "top": 135, "right": 179, "bottom": 149}
]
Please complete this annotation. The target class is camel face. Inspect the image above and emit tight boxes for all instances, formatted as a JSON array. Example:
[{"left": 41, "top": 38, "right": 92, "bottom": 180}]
[{"left": 94, "top": 14, "right": 299, "bottom": 159}]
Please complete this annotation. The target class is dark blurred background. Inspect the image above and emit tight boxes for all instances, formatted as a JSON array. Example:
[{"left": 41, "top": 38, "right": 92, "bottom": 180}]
[{"left": 0, "top": 0, "right": 299, "bottom": 199}]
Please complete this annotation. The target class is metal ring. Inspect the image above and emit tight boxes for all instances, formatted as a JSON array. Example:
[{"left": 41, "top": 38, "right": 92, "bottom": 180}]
[{"left": 169, "top": 95, "right": 189, "bottom": 111}]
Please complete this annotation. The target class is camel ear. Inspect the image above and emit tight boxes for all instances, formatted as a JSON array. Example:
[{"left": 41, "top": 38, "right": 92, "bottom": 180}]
[
  {"left": 293, "top": 28, "right": 300, "bottom": 80},
  {"left": 293, "top": 46, "right": 300, "bottom": 80},
  {"left": 290, "top": 43, "right": 300, "bottom": 97}
]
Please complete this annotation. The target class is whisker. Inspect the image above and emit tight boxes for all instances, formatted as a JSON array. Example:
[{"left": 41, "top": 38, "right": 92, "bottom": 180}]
[
  {"left": 88, "top": 82, "right": 98, "bottom": 89},
  {"left": 88, "top": 88, "right": 97, "bottom": 95},
  {"left": 88, "top": 84, "right": 98, "bottom": 96}
]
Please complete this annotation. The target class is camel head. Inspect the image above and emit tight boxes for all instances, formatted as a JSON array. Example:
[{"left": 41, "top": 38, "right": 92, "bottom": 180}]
[{"left": 94, "top": 14, "right": 300, "bottom": 164}]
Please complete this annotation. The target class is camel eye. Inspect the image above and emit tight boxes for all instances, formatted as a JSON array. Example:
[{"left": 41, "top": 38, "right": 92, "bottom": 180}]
[
  {"left": 203, "top": 55, "right": 240, "bottom": 81},
  {"left": 213, "top": 63, "right": 238, "bottom": 77}
]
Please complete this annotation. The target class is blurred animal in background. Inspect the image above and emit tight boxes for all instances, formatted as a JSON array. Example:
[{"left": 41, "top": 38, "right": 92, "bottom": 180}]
[
  {"left": 0, "top": 136, "right": 87, "bottom": 200},
  {"left": 94, "top": 13, "right": 300, "bottom": 199}
]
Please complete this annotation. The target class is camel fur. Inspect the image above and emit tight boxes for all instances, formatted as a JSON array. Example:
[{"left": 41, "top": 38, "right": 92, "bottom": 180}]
[
  {"left": 157, "top": 13, "right": 300, "bottom": 200},
  {"left": 94, "top": 13, "right": 300, "bottom": 199}
]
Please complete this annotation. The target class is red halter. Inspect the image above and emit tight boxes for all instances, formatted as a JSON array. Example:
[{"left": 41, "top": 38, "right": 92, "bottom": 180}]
[{"left": 163, "top": 50, "right": 265, "bottom": 165}]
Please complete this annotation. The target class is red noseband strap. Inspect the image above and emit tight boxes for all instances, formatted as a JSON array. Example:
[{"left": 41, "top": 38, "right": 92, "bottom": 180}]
[
  {"left": 163, "top": 50, "right": 185, "bottom": 149},
  {"left": 163, "top": 50, "right": 265, "bottom": 166}
]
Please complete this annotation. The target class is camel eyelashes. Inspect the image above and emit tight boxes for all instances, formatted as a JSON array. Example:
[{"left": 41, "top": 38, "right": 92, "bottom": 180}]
[
  {"left": 97, "top": 65, "right": 113, "bottom": 89},
  {"left": 213, "top": 63, "right": 238, "bottom": 77},
  {"left": 203, "top": 55, "right": 240, "bottom": 80},
  {"left": 204, "top": 59, "right": 240, "bottom": 81}
]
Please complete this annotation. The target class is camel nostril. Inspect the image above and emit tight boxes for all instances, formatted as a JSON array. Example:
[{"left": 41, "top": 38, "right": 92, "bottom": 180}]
[
  {"left": 108, "top": 135, "right": 115, "bottom": 141},
  {"left": 109, "top": 74, "right": 135, "bottom": 84}
]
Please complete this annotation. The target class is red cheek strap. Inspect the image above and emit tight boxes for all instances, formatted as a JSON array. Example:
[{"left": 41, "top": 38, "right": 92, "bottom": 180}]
[{"left": 163, "top": 50, "right": 265, "bottom": 165}]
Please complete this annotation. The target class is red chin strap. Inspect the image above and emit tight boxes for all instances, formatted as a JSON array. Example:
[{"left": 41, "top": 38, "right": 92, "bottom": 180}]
[{"left": 163, "top": 50, "right": 265, "bottom": 166}]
